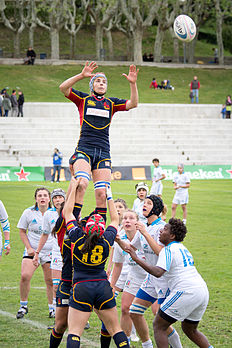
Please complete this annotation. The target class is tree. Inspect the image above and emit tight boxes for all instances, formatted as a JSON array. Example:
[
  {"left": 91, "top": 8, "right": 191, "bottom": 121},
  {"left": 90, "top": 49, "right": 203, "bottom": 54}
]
[
  {"left": 64, "top": 0, "right": 89, "bottom": 59},
  {"left": 0, "top": 0, "right": 27, "bottom": 57},
  {"left": 87, "top": 0, "right": 118, "bottom": 60},
  {"left": 36, "top": 0, "right": 68, "bottom": 59},
  {"left": 214, "top": 0, "right": 232, "bottom": 65},
  {"left": 120, "top": 0, "right": 160, "bottom": 64}
]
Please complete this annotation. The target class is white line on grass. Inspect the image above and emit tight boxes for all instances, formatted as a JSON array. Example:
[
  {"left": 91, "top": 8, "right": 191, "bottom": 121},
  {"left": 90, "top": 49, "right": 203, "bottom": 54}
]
[
  {"left": 0, "top": 286, "right": 46, "bottom": 290},
  {"left": 0, "top": 309, "right": 99, "bottom": 347}
]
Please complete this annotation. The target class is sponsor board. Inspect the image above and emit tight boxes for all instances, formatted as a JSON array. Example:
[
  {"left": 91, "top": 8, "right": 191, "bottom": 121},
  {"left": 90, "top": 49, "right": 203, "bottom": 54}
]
[
  {"left": 0, "top": 167, "right": 44, "bottom": 181},
  {"left": 152, "top": 165, "right": 232, "bottom": 180}
]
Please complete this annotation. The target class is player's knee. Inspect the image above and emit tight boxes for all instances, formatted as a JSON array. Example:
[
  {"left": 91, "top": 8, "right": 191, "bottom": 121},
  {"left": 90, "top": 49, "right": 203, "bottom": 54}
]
[
  {"left": 21, "top": 272, "right": 32, "bottom": 283},
  {"left": 121, "top": 303, "right": 130, "bottom": 316}
]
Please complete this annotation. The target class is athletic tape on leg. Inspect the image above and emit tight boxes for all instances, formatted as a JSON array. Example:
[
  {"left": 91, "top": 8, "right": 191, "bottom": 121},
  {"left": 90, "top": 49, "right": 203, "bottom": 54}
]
[
  {"left": 74, "top": 171, "right": 90, "bottom": 181},
  {"left": 129, "top": 303, "right": 148, "bottom": 315},
  {"left": 94, "top": 181, "right": 110, "bottom": 190}
]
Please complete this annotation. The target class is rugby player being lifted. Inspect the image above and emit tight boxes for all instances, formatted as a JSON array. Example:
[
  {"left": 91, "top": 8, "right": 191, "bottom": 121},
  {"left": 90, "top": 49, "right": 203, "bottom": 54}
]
[{"left": 59, "top": 61, "right": 139, "bottom": 217}]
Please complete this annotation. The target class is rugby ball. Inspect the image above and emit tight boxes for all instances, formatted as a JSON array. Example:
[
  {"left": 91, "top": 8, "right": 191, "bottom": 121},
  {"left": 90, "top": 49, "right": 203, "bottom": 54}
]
[{"left": 173, "top": 15, "right": 196, "bottom": 42}]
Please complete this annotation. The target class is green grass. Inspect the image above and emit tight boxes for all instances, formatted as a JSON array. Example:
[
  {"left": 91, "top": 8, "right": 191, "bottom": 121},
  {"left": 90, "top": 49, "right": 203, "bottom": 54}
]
[
  {"left": 0, "top": 179, "right": 231, "bottom": 347},
  {"left": 0, "top": 64, "right": 232, "bottom": 104}
]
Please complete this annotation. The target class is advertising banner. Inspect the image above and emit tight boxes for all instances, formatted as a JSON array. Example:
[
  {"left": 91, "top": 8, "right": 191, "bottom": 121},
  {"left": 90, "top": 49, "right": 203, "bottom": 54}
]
[
  {"left": 0, "top": 167, "right": 44, "bottom": 181},
  {"left": 151, "top": 165, "right": 232, "bottom": 180}
]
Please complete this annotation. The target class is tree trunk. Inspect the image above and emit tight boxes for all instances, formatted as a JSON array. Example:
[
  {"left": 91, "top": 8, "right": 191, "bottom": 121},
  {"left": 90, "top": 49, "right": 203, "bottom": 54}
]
[
  {"left": 216, "top": 11, "right": 224, "bottom": 64},
  {"left": 133, "top": 27, "right": 143, "bottom": 65},
  {"left": 13, "top": 31, "right": 20, "bottom": 58},
  {"left": 50, "top": 28, "right": 59, "bottom": 59},
  {"left": 95, "top": 23, "right": 104, "bottom": 60},
  {"left": 154, "top": 25, "right": 164, "bottom": 62},
  {"left": 173, "top": 37, "right": 179, "bottom": 63},
  {"left": 106, "top": 29, "right": 113, "bottom": 60},
  {"left": 29, "top": 24, "right": 36, "bottom": 48}
]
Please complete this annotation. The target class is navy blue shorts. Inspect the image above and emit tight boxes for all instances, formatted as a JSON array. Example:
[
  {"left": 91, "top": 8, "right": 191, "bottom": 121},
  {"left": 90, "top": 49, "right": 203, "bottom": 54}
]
[
  {"left": 69, "top": 279, "right": 116, "bottom": 312},
  {"left": 56, "top": 281, "right": 72, "bottom": 307},
  {"left": 69, "top": 146, "right": 111, "bottom": 171}
]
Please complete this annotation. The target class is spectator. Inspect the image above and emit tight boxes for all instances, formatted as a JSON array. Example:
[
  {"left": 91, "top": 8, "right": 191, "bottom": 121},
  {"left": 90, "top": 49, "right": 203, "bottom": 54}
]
[
  {"left": 213, "top": 47, "right": 219, "bottom": 64},
  {"left": 221, "top": 104, "right": 226, "bottom": 119},
  {"left": 26, "top": 47, "right": 36, "bottom": 65},
  {"left": 0, "top": 91, "right": 3, "bottom": 116},
  {"left": 10, "top": 90, "right": 18, "bottom": 117},
  {"left": 17, "top": 90, "right": 24, "bottom": 117},
  {"left": 149, "top": 77, "right": 158, "bottom": 89},
  {"left": 51, "top": 148, "right": 63, "bottom": 183},
  {"left": 2, "top": 93, "right": 11, "bottom": 117},
  {"left": 225, "top": 95, "right": 232, "bottom": 119},
  {"left": 148, "top": 53, "right": 154, "bottom": 62},
  {"left": 143, "top": 53, "right": 148, "bottom": 62},
  {"left": 190, "top": 76, "right": 200, "bottom": 103}
]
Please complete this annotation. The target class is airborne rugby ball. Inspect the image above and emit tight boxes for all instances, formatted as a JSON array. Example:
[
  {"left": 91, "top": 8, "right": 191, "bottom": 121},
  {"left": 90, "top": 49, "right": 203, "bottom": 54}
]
[{"left": 173, "top": 15, "right": 196, "bottom": 42}]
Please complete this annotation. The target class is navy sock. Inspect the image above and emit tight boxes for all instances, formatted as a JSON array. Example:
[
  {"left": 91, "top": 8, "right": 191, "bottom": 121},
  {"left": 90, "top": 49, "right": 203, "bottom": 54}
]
[
  {"left": 67, "top": 334, "right": 80, "bottom": 348},
  {"left": 113, "top": 331, "right": 129, "bottom": 348},
  {"left": 100, "top": 327, "right": 111, "bottom": 348},
  {"left": 49, "top": 328, "right": 63, "bottom": 348}
]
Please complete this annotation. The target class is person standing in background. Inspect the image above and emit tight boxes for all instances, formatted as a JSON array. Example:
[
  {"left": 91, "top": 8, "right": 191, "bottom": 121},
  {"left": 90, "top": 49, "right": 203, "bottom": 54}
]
[
  {"left": 51, "top": 148, "right": 63, "bottom": 183},
  {"left": 17, "top": 91, "right": 24, "bottom": 117},
  {"left": 190, "top": 76, "right": 200, "bottom": 103},
  {"left": 10, "top": 90, "right": 18, "bottom": 117},
  {"left": 2, "top": 93, "right": 11, "bottom": 117},
  {"left": 150, "top": 158, "right": 166, "bottom": 198},
  {"left": 225, "top": 95, "right": 232, "bottom": 119}
]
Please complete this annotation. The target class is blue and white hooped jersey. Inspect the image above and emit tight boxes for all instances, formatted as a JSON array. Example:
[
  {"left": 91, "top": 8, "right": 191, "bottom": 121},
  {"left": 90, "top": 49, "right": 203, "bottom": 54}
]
[
  {"left": 157, "top": 241, "right": 206, "bottom": 292},
  {"left": 132, "top": 198, "right": 147, "bottom": 225},
  {"left": 17, "top": 206, "right": 53, "bottom": 252},
  {"left": 42, "top": 208, "right": 60, "bottom": 253},
  {"left": 131, "top": 217, "right": 166, "bottom": 266},
  {"left": 0, "top": 200, "right": 10, "bottom": 253}
]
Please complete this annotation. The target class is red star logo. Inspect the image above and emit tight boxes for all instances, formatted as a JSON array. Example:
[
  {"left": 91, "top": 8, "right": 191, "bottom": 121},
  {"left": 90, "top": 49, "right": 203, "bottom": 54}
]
[
  {"left": 14, "top": 167, "right": 30, "bottom": 181},
  {"left": 226, "top": 168, "right": 232, "bottom": 178}
]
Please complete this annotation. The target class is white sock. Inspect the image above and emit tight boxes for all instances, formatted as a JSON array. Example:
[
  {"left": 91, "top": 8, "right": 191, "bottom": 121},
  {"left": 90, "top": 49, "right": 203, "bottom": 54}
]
[
  {"left": 168, "top": 329, "right": 183, "bottom": 348},
  {"left": 131, "top": 323, "right": 136, "bottom": 335},
  {"left": 182, "top": 219, "right": 186, "bottom": 225},
  {"left": 48, "top": 304, "right": 53, "bottom": 312},
  {"left": 127, "top": 336, "right": 131, "bottom": 344},
  {"left": 142, "top": 339, "right": 153, "bottom": 348},
  {"left": 52, "top": 298, "right": 56, "bottom": 311}
]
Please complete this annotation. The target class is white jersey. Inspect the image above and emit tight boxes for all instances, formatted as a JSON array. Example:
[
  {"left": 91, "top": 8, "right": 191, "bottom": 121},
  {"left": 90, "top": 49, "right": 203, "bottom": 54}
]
[
  {"left": 150, "top": 166, "right": 164, "bottom": 195},
  {"left": 17, "top": 206, "right": 53, "bottom": 252},
  {"left": 113, "top": 230, "right": 147, "bottom": 281},
  {"left": 172, "top": 172, "right": 190, "bottom": 194},
  {"left": 131, "top": 217, "right": 165, "bottom": 266},
  {"left": 0, "top": 200, "right": 10, "bottom": 253},
  {"left": 157, "top": 242, "right": 207, "bottom": 292},
  {"left": 132, "top": 198, "right": 147, "bottom": 225},
  {"left": 42, "top": 208, "right": 60, "bottom": 253}
]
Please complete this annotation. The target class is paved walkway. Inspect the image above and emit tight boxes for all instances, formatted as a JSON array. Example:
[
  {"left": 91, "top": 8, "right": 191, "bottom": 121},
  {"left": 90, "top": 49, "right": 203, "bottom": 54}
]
[{"left": 0, "top": 57, "right": 231, "bottom": 69}]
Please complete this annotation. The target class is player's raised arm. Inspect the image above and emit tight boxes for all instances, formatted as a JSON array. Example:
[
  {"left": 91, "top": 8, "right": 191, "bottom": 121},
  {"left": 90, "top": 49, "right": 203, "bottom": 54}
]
[
  {"left": 122, "top": 64, "right": 139, "bottom": 110},
  {"left": 59, "top": 61, "right": 98, "bottom": 96}
]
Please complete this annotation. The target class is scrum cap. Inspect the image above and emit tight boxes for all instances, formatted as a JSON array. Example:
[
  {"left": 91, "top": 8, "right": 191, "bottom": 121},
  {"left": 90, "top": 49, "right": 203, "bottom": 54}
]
[
  {"left": 146, "top": 194, "right": 164, "bottom": 218},
  {"left": 51, "top": 188, "right": 66, "bottom": 200},
  {"left": 135, "top": 182, "right": 149, "bottom": 195},
  {"left": 85, "top": 214, "right": 106, "bottom": 237},
  {"left": 89, "top": 73, "right": 107, "bottom": 93}
]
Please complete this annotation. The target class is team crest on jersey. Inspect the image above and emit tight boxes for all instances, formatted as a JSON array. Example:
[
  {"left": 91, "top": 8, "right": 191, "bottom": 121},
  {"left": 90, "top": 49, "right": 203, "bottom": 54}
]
[
  {"left": 104, "top": 102, "right": 110, "bottom": 110},
  {"left": 87, "top": 100, "right": 96, "bottom": 106},
  {"left": 31, "top": 218, "right": 37, "bottom": 224}
]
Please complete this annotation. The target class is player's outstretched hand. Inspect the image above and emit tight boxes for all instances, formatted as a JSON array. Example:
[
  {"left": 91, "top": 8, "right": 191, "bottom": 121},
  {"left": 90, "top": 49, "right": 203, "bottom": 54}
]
[
  {"left": 81, "top": 61, "right": 98, "bottom": 78},
  {"left": 122, "top": 64, "right": 139, "bottom": 84},
  {"left": 135, "top": 221, "right": 147, "bottom": 235}
]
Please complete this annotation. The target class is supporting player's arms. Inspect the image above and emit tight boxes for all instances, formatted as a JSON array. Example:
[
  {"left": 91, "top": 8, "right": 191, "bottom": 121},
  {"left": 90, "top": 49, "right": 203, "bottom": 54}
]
[{"left": 125, "top": 245, "right": 165, "bottom": 278}]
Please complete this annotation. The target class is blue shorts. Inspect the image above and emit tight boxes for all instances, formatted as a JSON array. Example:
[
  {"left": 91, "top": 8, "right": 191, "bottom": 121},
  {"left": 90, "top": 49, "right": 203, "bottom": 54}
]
[
  {"left": 69, "top": 146, "right": 111, "bottom": 171},
  {"left": 69, "top": 279, "right": 116, "bottom": 312},
  {"left": 56, "top": 281, "right": 72, "bottom": 307}
]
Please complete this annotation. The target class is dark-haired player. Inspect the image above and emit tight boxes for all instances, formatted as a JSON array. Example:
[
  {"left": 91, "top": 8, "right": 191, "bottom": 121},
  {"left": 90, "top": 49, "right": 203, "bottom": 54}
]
[
  {"left": 63, "top": 177, "right": 129, "bottom": 348},
  {"left": 126, "top": 218, "right": 214, "bottom": 348},
  {"left": 59, "top": 61, "right": 138, "bottom": 221}
]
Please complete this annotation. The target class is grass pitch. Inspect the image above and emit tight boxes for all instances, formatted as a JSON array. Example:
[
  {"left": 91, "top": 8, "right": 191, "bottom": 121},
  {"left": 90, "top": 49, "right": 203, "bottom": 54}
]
[{"left": 0, "top": 179, "right": 231, "bottom": 347}]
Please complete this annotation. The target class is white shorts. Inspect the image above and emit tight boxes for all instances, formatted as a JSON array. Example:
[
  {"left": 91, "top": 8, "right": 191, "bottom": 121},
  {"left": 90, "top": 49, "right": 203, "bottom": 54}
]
[
  {"left": 50, "top": 250, "right": 63, "bottom": 271},
  {"left": 124, "top": 274, "right": 147, "bottom": 297},
  {"left": 138, "top": 274, "right": 159, "bottom": 300},
  {"left": 0, "top": 232, "right": 2, "bottom": 256},
  {"left": 160, "top": 286, "right": 209, "bottom": 322},
  {"left": 150, "top": 183, "right": 163, "bottom": 196},
  {"left": 23, "top": 248, "right": 51, "bottom": 266},
  {"left": 172, "top": 192, "right": 189, "bottom": 205},
  {"left": 115, "top": 272, "right": 127, "bottom": 290}
]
